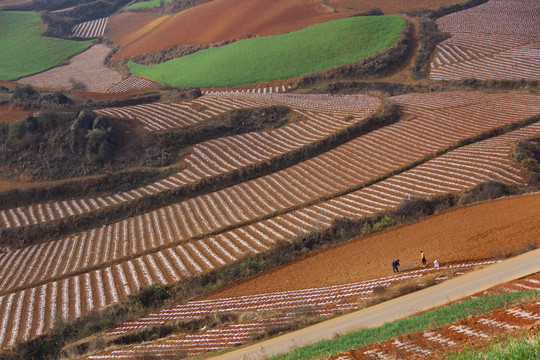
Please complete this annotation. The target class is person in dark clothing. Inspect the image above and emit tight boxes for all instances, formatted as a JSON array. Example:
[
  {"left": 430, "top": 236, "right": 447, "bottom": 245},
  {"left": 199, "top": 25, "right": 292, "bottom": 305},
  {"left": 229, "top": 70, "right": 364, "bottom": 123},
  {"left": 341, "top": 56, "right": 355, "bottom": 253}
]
[
  {"left": 392, "top": 259, "right": 400, "bottom": 273},
  {"left": 420, "top": 251, "right": 426, "bottom": 266}
]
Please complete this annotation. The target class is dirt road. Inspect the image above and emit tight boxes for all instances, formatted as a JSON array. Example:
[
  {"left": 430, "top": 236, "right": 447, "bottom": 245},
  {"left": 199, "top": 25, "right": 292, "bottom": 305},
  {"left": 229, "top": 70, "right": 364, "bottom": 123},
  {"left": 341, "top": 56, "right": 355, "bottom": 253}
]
[{"left": 210, "top": 247, "right": 540, "bottom": 359}]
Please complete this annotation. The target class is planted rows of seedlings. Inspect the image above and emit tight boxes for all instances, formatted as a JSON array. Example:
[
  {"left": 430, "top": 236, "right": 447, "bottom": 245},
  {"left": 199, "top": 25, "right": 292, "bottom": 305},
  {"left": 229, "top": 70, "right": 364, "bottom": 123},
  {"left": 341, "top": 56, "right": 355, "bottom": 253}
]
[
  {"left": 429, "top": 0, "right": 540, "bottom": 80},
  {"left": 72, "top": 17, "right": 109, "bottom": 38},
  {"left": 0, "top": 118, "right": 538, "bottom": 348}
]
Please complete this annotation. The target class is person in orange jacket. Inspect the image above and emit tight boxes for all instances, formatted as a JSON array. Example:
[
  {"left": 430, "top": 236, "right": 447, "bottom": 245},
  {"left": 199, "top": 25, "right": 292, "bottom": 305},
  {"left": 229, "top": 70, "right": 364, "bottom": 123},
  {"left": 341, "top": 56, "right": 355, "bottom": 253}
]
[{"left": 420, "top": 250, "right": 426, "bottom": 266}]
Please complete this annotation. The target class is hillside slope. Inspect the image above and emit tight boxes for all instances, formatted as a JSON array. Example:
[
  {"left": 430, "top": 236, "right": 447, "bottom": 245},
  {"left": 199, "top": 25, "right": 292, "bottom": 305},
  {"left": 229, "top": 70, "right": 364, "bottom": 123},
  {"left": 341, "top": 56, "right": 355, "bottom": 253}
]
[
  {"left": 203, "top": 192, "right": 540, "bottom": 298},
  {"left": 110, "top": 0, "right": 347, "bottom": 59}
]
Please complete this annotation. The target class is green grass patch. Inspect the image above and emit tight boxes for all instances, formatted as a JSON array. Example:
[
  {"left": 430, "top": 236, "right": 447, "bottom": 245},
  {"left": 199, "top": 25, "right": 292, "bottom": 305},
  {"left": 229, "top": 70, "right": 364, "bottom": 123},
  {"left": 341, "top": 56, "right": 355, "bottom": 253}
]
[
  {"left": 0, "top": 11, "right": 93, "bottom": 80},
  {"left": 270, "top": 291, "right": 539, "bottom": 360},
  {"left": 129, "top": 15, "right": 406, "bottom": 88},
  {"left": 124, "top": 0, "right": 173, "bottom": 10},
  {"left": 447, "top": 336, "right": 540, "bottom": 359}
]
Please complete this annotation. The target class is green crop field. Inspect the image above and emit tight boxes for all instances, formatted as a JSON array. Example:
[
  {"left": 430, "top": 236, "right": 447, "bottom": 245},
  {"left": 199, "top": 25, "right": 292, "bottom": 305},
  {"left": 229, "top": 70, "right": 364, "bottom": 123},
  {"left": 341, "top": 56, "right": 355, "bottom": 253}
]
[
  {"left": 0, "top": 11, "right": 93, "bottom": 80},
  {"left": 129, "top": 15, "right": 406, "bottom": 88},
  {"left": 124, "top": 0, "right": 174, "bottom": 10}
]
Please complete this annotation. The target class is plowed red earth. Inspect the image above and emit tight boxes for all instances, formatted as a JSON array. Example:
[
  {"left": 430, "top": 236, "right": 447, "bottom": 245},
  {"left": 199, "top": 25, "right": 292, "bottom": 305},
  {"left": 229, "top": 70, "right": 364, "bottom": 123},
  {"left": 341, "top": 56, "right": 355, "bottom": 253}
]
[
  {"left": 110, "top": 0, "right": 347, "bottom": 59},
  {"left": 328, "top": 0, "right": 466, "bottom": 13},
  {"left": 204, "top": 193, "right": 540, "bottom": 299},
  {"left": 0, "top": 104, "right": 34, "bottom": 123}
]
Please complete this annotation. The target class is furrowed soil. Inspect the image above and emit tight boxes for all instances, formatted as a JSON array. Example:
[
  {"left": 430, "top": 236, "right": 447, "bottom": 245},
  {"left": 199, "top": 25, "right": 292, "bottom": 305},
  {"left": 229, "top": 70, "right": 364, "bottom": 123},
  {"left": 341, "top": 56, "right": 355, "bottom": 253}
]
[
  {"left": 111, "top": 0, "right": 348, "bottom": 59},
  {"left": 327, "top": 0, "right": 466, "bottom": 13},
  {"left": 203, "top": 193, "right": 540, "bottom": 299}
]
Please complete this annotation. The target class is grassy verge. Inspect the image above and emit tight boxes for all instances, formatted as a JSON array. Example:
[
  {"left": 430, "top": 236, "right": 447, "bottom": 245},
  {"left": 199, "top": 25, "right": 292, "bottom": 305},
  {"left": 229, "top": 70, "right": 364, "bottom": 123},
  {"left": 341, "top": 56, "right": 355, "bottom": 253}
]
[
  {"left": 129, "top": 15, "right": 406, "bottom": 88},
  {"left": 270, "top": 291, "right": 540, "bottom": 360},
  {"left": 446, "top": 336, "right": 540, "bottom": 359},
  {"left": 124, "top": 0, "right": 173, "bottom": 10},
  {"left": 0, "top": 11, "right": 93, "bottom": 80}
]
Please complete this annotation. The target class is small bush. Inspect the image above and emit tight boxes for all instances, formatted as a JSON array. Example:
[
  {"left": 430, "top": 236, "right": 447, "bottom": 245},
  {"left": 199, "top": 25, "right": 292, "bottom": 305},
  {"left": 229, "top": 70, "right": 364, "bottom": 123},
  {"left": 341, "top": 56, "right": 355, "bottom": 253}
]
[
  {"left": 372, "top": 215, "right": 396, "bottom": 232},
  {"left": 131, "top": 282, "right": 170, "bottom": 308},
  {"left": 69, "top": 77, "right": 87, "bottom": 91},
  {"left": 78, "top": 318, "right": 114, "bottom": 338},
  {"left": 8, "top": 120, "right": 26, "bottom": 139}
]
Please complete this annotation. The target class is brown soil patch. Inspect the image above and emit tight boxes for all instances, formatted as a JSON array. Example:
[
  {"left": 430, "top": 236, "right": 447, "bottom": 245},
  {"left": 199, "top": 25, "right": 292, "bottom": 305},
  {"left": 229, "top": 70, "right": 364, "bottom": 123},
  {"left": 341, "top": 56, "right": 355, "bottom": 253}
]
[
  {"left": 16, "top": 45, "right": 122, "bottom": 92},
  {"left": 112, "top": 0, "right": 348, "bottom": 59},
  {"left": 327, "top": 0, "right": 466, "bottom": 13},
  {"left": 0, "top": 104, "right": 34, "bottom": 123},
  {"left": 106, "top": 11, "right": 164, "bottom": 48},
  {"left": 204, "top": 193, "right": 540, "bottom": 299}
]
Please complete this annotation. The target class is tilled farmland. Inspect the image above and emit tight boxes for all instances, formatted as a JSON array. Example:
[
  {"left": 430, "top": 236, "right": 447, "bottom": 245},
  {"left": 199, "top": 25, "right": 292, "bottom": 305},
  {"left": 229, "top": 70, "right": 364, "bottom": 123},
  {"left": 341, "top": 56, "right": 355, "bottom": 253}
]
[
  {"left": 72, "top": 17, "right": 109, "bottom": 39},
  {"left": 0, "top": 93, "right": 539, "bottom": 348},
  {"left": 329, "top": 276, "right": 540, "bottom": 359},
  {"left": 2, "top": 92, "right": 538, "bottom": 231},
  {"left": 79, "top": 262, "right": 499, "bottom": 359},
  {"left": 429, "top": 0, "right": 540, "bottom": 80}
]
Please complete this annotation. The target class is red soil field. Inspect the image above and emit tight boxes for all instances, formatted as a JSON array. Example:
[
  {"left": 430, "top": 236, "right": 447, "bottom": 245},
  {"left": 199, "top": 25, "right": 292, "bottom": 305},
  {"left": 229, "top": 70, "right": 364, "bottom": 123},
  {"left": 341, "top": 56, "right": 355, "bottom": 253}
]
[
  {"left": 327, "top": 0, "right": 466, "bottom": 13},
  {"left": 111, "top": 0, "right": 347, "bottom": 59},
  {"left": 0, "top": 104, "right": 34, "bottom": 123},
  {"left": 204, "top": 193, "right": 540, "bottom": 299}
]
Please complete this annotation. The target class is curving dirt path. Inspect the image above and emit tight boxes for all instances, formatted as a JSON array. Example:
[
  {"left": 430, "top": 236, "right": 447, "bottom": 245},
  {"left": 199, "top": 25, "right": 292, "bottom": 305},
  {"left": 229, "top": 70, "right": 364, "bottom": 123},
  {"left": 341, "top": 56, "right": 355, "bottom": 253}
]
[
  {"left": 111, "top": 0, "right": 348, "bottom": 59},
  {"left": 204, "top": 192, "right": 540, "bottom": 299}
]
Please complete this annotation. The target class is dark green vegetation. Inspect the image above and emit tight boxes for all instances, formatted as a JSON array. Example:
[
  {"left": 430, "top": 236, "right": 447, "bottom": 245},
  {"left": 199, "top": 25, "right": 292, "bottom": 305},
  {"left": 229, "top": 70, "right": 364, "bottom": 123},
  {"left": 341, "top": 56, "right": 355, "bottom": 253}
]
[
  {"left": 270, "top": 291, "right": 540, "bottom": 360},
  {"left": 0, "top": 11, "right": 92, "bottom": 80},
  {"left": 298, "top": 21, "right": 413, "bottom": 87},
  {"left": 124, "top": 0, "right": 211, "bottom": 14},
  {"left": 129, "top": 15, "right": 406, "bottom": 87},
  {"left": 124, "top": 0, "right": 174, "bottom": 10}
]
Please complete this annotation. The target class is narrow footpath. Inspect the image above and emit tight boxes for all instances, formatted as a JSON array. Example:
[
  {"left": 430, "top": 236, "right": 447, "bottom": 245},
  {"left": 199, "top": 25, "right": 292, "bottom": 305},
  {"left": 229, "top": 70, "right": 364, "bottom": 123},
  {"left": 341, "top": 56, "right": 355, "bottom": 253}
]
[{"left": 211, "top": 247, "right": 540, "bottom": 359}]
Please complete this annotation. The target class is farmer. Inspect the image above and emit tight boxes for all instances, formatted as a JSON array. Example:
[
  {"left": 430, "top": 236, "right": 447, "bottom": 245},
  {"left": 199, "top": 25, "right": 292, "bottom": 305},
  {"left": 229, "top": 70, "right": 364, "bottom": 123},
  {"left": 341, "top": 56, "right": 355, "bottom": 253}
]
[
  {"left": 392, "top": 259, "right": 400, "bottom": 273},
  {"left": 420, "top": 250, "right": 426, "bottom": 266}
]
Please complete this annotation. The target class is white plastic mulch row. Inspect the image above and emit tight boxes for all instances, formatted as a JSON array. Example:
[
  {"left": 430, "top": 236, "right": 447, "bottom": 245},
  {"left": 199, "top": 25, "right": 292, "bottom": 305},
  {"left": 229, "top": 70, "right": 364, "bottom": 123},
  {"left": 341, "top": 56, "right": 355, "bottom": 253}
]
[{"left": 72, "top": 17, "right": 108, "bottom": 38}]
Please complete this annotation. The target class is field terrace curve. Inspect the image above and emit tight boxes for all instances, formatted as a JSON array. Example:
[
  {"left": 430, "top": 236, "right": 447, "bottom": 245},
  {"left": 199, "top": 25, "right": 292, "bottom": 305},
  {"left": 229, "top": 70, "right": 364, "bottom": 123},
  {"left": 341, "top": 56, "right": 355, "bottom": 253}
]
[
  {"left": 72, "top": 17, "right": 109, "bottom": 39},
  {"left": 429, "top": 0, "right": 540, "bottom": 80},
  {"left": 0, "top": 92, "right": 538, "bottom": 273},
  {"left": 329, "top": 278, "right": 540, "bottom": 359},
  {"left": 82, "top": 261, "right": 499, "bottom": 359},
  {"left": 0, "top": 93, "right": 539, "bottom": 347},
  {"left": 0, "top": 93, "right": 381, "bottom": 231}
]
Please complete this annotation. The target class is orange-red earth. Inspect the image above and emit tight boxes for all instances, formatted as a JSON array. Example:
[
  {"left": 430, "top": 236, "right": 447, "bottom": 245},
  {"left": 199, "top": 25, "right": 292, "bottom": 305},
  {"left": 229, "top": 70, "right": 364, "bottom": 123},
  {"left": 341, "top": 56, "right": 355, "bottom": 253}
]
[
  {"left": 110, "top": 0, "right": 348, "bottom": 59},
  {"left": 203, "top": 193, "right": 540, "bottom": 299}
]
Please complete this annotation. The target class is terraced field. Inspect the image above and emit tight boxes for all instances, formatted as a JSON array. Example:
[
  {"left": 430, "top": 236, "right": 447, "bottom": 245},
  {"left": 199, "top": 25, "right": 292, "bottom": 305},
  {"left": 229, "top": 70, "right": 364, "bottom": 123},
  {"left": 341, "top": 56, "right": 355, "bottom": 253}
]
[
  {"left": 0, "top": 11, "right": 93, "bottom": 80},
  {"left": 106, "top": 76, "right": 158, "bottom": 93},
  {"left": 127, "top": 15, "right": 406, "bottom": 87},
  {"left": 429, "top": 0, "right": 540, "bottom": 80},
  {"left": 16, "top": 45, "right": 122, "bottom": 92},
  {"left": 1, "top": 92, "right": 538, "bottom": 231},
  {"left": 0, "top": 91, "right": 539, "bottom": 348},
  {"left": 72, "top": 17, "right": 109, "bottom": 38},
  {"left": 330, "top": 292, "right": 540, "bottom": 359},
  {"left": 0, "top": 93, "right": 381, "bottom": 230},
  {"left": 83, "top": 262, "right": 500, "bottom": 359}
]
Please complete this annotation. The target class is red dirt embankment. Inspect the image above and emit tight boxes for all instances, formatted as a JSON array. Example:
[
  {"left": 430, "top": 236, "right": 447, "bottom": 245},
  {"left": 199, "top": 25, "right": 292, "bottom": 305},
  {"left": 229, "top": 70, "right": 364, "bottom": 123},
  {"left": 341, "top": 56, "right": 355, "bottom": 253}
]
[
  {"left": 110, "top": 0, "right": 348, "bottom": 59},
  {"left": 205, "top": 193, "right": 540, "bottom": 299},
  {"left": 0, "top": 104, "right": 34, "bottom": 123}
]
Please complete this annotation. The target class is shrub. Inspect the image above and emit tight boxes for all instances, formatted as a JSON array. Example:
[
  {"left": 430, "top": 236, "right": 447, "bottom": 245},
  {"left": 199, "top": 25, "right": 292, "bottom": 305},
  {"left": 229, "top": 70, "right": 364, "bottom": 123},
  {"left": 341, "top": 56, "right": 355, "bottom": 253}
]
[
  {"left": 78, "top": 318, "right": 114, "bottom": 338},
  {"left": 70, "top": 77, "right": 87, "bottom": 91},
  {"left": 372, "top": 214, "right": 396, "bottom": 232},
  {"left": 131, "top": 282, "right": 170, "bottom": 308},
  {"left": 8, "top": 120, "right": 26, "bottom": 139}
]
